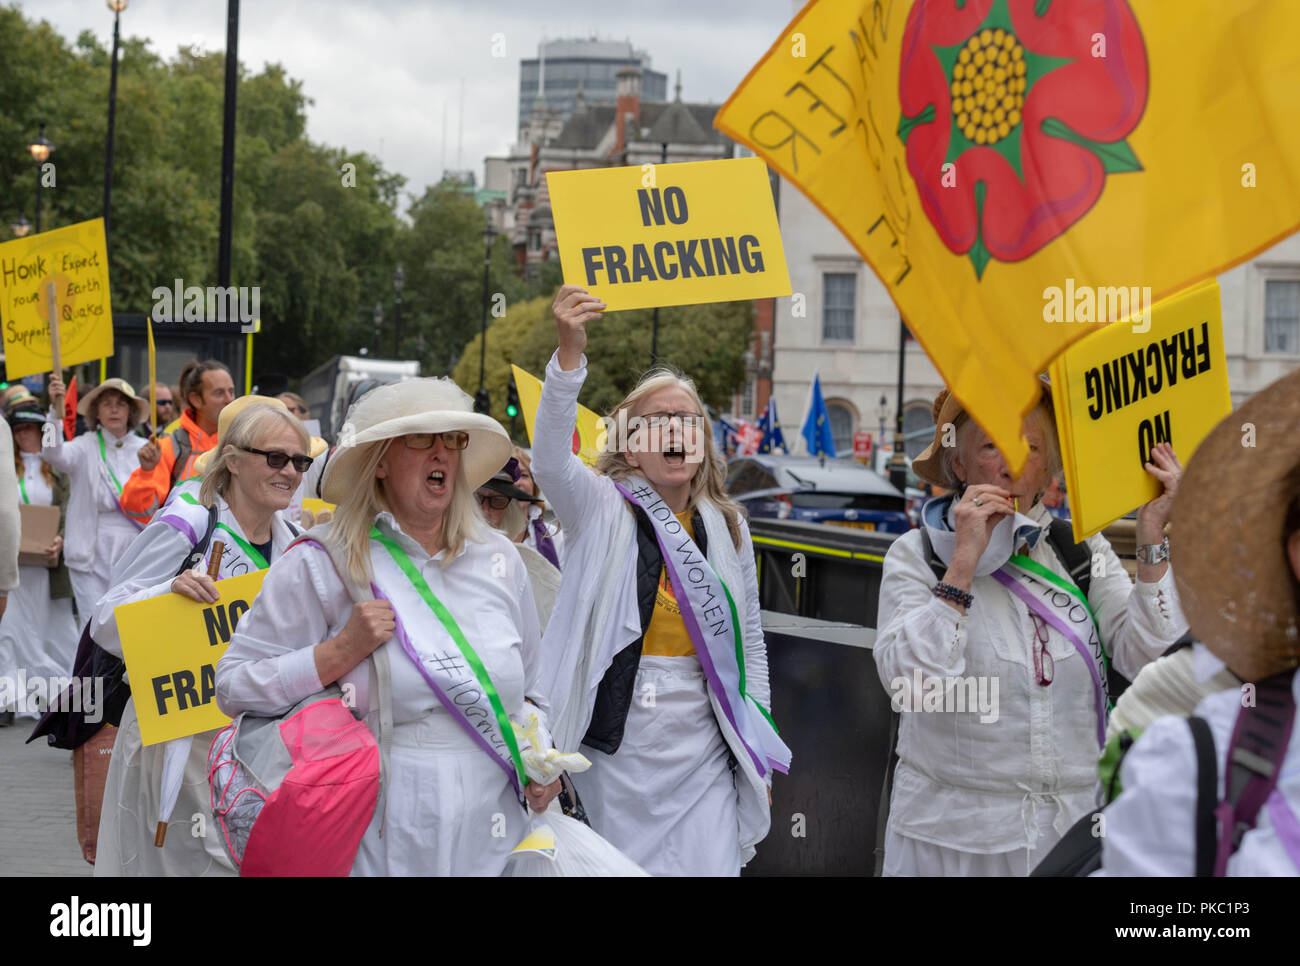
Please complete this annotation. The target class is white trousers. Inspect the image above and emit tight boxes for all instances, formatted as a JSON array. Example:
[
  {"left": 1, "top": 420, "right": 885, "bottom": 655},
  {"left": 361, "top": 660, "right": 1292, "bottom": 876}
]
[{"left": 576, "top": 655, "right": 742, "bottom": 876}]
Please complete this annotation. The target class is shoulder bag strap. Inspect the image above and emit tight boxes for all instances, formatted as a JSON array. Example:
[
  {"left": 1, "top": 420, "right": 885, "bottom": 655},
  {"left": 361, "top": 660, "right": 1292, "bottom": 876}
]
[
  {"left": 1187, "top": 715, "right": 1218, "bottom": 877},
  {"left": 1047, "top": 518, "right": 1092, "bottom": 599},
  {"left": 313, "top": 530, "right": 392, "bottom": 838},
  {"left": 917, "top": 527, "right": 947, "bottom": 582}
]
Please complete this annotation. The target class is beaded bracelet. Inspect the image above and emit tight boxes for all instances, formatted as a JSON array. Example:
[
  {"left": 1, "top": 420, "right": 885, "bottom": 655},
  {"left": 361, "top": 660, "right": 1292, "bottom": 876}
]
[{"left": 932, "top": 582, "right": 974, "bottom": 609}]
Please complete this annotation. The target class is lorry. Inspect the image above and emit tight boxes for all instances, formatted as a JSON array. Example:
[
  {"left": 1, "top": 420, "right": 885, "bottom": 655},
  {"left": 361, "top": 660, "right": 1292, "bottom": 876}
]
[{"left": 298, "top": 355, "right": 419, "bottom": 441}]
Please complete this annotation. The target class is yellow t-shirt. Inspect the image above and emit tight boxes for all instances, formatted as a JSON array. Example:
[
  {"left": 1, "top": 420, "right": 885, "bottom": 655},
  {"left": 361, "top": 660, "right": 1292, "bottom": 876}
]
[{"left": 640, "top": 510, "right": 697, "bottom": 658}]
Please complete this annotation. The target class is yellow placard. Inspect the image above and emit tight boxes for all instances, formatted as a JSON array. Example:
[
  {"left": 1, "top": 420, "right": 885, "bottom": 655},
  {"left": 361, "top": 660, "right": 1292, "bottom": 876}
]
[
  {"left": 1050, "top": 280, "right": 1231, "bottom": 543},
  {"left": 116, "top": 570, "right": 266, "bottom": 746},
  {"left": 546, "top": 157, "right": 791, "bottom": 312},
  {"left": 301, "top": 497, "right": 336, "bottom": 516},
  {"left": 0, "top": 218, "right": 114, "bottom": 379},
  {"left": 716, "top": 0, "right": 1300, "bottom": 476},
  {"left": 512, "top": 364, "right": 606, "bottom": 467}
]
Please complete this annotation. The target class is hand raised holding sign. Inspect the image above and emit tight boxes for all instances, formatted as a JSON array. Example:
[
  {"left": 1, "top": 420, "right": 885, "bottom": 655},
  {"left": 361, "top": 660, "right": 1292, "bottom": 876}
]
[{"left": 553, "top": 284, "right": 606, "bottom": 372}]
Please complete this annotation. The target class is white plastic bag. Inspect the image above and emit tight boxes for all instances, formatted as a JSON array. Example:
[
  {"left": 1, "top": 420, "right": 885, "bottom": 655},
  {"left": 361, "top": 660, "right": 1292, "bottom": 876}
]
[{"left": 505, "top": 808, "right": 650, "bottom": 877}]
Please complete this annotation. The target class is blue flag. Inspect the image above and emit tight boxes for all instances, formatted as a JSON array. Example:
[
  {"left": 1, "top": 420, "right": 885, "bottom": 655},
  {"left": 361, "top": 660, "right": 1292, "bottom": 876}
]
[
  {"left": 800, "top": 373, "right": 837, "bottom": 458},
  {"left": 715, "top": 413, "right": 738, "bottom": 456},
  {"left": 757, "top": 397, "right": 787, "bottom": 454}
]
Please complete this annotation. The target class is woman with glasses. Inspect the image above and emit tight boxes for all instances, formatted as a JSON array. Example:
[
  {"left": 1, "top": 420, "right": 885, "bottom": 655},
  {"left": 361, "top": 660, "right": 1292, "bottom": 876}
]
[
  {"left": 90, "top": 402, "right": 311, "bottom": 875},
  {"left": 217, "top": 378, "right": 560, "bottom": 875},
  {"left": 531, "top": 285, "right": 789, "bottom": 876},
  {"left": 874, "top": 383, "right": 1188, "bottom": 875},
  {"left": 277, "top": 392, "right": 310, "bottom": 421}
]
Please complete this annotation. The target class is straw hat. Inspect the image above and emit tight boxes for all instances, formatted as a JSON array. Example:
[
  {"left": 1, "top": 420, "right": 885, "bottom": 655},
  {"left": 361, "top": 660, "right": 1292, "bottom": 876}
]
[
  {"left": 321, "top": 377, "right": 509, "bottom": 505},
  {"left": 192, "top": 395, "right": 328, "bottom": 475},
  {"left": 912, "top": 377, "right": 1054, "bottom": 488},
  {"left": 2, "top": 385, "right": 38, "bottom": 413},
  {"left": 1171, "top": 368, "right": 1300, "bottom": 682},
  {"left": 78, "top": 378, "right": 149, "bottom": 430}
]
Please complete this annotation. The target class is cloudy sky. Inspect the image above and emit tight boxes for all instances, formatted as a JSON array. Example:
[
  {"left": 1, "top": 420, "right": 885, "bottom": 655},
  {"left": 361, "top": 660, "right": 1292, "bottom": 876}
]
[{"left": 17, "top": 0, "right": 797, "bottom": 204}]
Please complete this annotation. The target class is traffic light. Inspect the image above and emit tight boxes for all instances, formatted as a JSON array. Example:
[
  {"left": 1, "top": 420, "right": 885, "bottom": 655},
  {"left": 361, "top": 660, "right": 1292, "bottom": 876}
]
[
  {"left": 474, "top": 388, "right": 491, "bottom": 415},
  {"left": 505, "top": 380, "right": 520, "bottom": 420}
]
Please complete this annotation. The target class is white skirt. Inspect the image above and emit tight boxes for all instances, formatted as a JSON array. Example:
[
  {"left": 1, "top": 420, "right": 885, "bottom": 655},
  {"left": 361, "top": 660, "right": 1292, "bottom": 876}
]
[
  {"left": 93, "top": 697, "right": 234, "bottom": 876},
  {"left": 882, "top": 800, "right": 1064, "bottom": 877},
  {"left": 0, "top": 565, "right": 79, "bottom": 716},
  {"left": 575, "top": 655, "right": 742, "bottom": 876},
  {"left": 351, "top": 710, "right": 528, "bottom": 876}
]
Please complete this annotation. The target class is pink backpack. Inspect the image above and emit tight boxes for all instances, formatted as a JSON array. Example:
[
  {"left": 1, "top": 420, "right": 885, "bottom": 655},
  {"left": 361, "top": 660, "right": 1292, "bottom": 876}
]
[{"left": 207, "top": 529, "right": 393, "bottom": 876}]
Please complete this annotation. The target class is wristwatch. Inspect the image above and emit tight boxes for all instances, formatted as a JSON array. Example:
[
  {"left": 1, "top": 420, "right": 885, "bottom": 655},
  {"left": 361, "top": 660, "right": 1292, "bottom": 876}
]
[{"left": 1135, "top": 537, "right": 1171, "bottom": 565}]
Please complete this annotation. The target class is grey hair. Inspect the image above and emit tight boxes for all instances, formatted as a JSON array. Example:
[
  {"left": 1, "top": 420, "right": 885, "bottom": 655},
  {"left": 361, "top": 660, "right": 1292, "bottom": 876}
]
[
  {"left": 199, "top": 404, "right": 310, "bottom": 507},
  {"left": 940, "top": 399, "right": 1063, "bottom": 492}
]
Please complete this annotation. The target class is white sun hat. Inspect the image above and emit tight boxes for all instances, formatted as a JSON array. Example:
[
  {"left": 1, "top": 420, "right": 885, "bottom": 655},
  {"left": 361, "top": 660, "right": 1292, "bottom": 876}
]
[{"left": 321, "top": 377, "right": 509, "bottom": 504}]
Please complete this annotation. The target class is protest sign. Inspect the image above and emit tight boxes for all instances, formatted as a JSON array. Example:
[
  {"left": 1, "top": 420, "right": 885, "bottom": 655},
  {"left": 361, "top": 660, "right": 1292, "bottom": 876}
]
[
  {"left": 0, "top": 219, "right": 114, "bottom": 379},
  {"left": 716, "top": 0, "right": 1300, "bottom": 474},
  {"left": 512, "top": 364, "right": 606, "bottom": 467},
  {"left": 546, "top": 156, "right": 790, "bottom": 312},
  {"left": 1050, "top": 280, "right": 1231, "bottom": 542},
  {"left": 117, "top": 570, "right": 266, "bottom": 746}
]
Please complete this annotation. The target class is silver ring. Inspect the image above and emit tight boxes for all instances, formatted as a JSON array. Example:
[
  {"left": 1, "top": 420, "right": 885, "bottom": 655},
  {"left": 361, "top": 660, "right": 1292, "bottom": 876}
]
[{"left": 974, "top": 498, "right": 984, "bottom": 507}]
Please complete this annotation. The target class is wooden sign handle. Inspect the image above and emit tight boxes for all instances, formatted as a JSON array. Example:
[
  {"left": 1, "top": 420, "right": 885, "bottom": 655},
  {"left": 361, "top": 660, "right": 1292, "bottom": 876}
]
[
  {"left": 47, "top": 281, "right": 60, "bottom": 375},
  {"left": 206, "top": 540, "right": 225, "bottom": 579}
]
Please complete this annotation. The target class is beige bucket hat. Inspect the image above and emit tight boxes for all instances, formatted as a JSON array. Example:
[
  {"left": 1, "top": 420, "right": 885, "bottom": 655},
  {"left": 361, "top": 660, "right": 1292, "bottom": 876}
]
[
  {"left": 1171, "top": 367, "right": 1300, "bottom": 682},
  {"left": 78, "top": 378, "right": 150, "bottom": 430},
  {"left": 321, "top": 377, "right": 509, "bottom": 504}
]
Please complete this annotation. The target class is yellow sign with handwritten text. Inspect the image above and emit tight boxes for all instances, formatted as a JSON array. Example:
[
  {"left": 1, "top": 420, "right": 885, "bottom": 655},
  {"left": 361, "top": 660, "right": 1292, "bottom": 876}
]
[
  {"left": 117, "top": 570, "right": 266, "bottom": 746},
  {"left": 512, "top": 364, "right": 606, "bottom": 468},
  {"left": 546, "top": 157, "right": 790, "bottom": 312},
  {"left": 0, "top": 219, "right": 114, "bottom": 379},
  {"left": 1050, "top": 280, "right": 1231, "bottom": 543}
]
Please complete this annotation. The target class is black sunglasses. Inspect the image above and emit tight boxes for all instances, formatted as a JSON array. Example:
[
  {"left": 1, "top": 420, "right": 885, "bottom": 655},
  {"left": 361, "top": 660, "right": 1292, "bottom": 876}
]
[
  {"left": 241, "top": 446, "right": 313, "bottom": 472},
  {"left": 477, "top": 492, "right": 510, "bottom": 511}
]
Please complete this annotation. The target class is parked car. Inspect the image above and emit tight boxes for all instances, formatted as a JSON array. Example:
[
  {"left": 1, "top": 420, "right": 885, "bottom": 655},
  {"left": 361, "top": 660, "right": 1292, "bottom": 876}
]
[{"left": 725, "top": 455, "right": 911, "bottom": 534}]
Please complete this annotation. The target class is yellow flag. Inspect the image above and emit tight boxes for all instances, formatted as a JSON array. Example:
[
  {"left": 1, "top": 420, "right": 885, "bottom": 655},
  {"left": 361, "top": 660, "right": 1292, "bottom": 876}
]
[
  {"left": 511, "top": 364, "right": 607, "bottom": 467},
  {"left": 146, "top": 316, "right": 157, "bottom": 437},
  {"left": 715, "top": 0, "right": 1300, "bottom": 473},
  {"left": 1050, "top": 280, "right": 1230, "bottom": 542}
]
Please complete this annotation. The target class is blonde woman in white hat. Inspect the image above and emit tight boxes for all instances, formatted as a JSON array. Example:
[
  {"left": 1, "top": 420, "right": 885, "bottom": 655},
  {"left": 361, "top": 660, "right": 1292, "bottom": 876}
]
[
  {"left": 216, "top": 377, "right": 561, "bottom": 875},
  {"left": 44, "top": 375, "right": 148, "bottom": 622},
  {"left": 533, "top": 285, "right": 790, "bottom": 876},
  {"left": 91, "top": 400, "right": 311, "bottom": 875},
  {"left": 875, "top": 383, "right": 1189, "bottom": 876}
]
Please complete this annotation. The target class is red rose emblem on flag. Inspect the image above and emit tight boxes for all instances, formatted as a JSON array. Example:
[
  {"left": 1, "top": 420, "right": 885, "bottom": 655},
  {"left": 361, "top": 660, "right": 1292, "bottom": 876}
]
[{"left": 897, "top": 0, "right": 1148, "bottom": 278}]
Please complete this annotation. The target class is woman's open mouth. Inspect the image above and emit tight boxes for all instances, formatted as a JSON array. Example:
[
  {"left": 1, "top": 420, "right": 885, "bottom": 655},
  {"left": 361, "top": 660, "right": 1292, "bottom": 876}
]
[
  {"left": 427, "top": 469, "right": 447, "bottom": 492},
  {"left": 664, "top": 445, "right": 685, "bottom": 466}
]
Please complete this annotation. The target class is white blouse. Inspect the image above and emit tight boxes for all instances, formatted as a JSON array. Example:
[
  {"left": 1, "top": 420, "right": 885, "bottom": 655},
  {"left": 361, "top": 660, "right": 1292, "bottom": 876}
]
[{"left": 874, "top": 500, "right": 1189, "bottom": 853}]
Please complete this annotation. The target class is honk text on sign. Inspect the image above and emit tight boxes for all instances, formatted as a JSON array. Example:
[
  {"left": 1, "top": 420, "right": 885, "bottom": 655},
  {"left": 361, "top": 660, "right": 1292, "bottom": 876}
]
[
  {"left": 0, "top": 218, "right": 114, "bottom": 380},
  {"left": 546, "top": 156, "right": 791, "bottom": 312},
  {"left": 116, "top": 570, "right": 266, "bottom": 746},
  {"left": 1049, "top": 280, "right": 1231, "bottom": 542}
]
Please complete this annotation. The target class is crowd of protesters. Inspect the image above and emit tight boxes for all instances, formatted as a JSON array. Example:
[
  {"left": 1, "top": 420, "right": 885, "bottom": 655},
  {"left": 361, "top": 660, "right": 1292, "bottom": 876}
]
[{"left": 0, "top": 283, "right": 1295, "bottom": 877}]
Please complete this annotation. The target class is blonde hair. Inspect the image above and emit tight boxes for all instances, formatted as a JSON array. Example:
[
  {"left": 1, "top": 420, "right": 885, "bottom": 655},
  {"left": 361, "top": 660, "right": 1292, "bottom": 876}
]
[
  {"left": 594, "top": 367, "right": 743, "bottom": 549},
  {"left": 199, "top": 404, "right": 310, "bottom": 508},
  {"left": 330, "top": 438, "right": 487, "bottom": 585}
]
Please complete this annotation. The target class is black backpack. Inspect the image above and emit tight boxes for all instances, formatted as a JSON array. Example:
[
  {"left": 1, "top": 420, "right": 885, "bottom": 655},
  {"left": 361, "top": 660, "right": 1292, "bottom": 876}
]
[{"left": 1032, "top": 668, "right": 1296, "bottom": 876}]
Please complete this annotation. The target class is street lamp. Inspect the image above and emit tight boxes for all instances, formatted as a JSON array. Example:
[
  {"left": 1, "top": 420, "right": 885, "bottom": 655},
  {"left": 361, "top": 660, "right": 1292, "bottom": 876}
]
[
  {"left": 372, "top": 301, "right": 383, "bottom": 356},
  {"left": 392, "top": 263, "right": 405, "bottom": 357},
  {"left": 476, "top": 218, "right": 496, "bottom": 410},
  {"left": 103, "top": 0, "right": 129, "bottom": 236},
  {"left": 28, "top": 124, "right": 54, "bottom": 233},
  {"left": 11, "top": 214, "right": 31, "bottom": 238}
]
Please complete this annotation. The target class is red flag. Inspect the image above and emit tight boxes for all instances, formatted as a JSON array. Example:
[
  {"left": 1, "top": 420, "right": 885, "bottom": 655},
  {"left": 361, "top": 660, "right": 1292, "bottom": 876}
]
[{"left": 63, "top": 376, "right": 77, "bottom": 440}]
